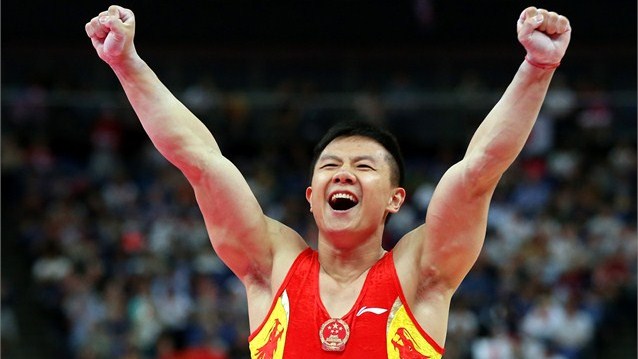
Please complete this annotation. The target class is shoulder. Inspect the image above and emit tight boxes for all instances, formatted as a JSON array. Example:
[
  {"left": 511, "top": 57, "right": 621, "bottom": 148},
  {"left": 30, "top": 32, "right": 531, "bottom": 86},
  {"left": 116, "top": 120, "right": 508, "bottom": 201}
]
[
  {"left": 390, "top": 226, "right": 454, "bottom": 347},
  {"left": 257, "top": 219, "right": 310, "bottom": 285},
  {"left": 244, "top": 241, "right": 311, "bottom": 334},
  {"left": 391, "top": 225, "right": 453, "bottom": 301}
]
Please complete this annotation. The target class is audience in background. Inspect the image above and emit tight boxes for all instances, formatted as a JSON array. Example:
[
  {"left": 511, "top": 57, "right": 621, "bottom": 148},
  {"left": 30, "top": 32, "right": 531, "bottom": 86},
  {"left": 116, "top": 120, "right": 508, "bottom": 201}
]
[{"left": 2, "top": 58, "right": 636, "bottom": 359}]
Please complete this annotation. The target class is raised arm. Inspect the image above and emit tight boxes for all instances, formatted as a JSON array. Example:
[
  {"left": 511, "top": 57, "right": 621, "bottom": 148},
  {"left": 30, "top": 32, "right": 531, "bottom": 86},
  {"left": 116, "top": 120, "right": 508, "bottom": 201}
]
[
  {"left": 85, "top": 6, "right": 306, "bottom": 286},
  {"left": 397, "top": 7, "right": 571, "bottom": 293}
]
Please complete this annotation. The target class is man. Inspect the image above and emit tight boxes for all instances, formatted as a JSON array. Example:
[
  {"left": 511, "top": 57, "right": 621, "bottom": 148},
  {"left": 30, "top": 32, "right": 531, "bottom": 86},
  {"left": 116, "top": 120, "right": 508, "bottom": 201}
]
[{"left": 86, "top": 6, "right": 571, "bottom": 358}]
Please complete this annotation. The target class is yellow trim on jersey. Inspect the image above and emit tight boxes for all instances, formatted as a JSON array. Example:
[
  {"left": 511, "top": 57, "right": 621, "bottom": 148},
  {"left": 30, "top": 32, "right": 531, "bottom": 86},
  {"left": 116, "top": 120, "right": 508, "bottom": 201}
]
[
  {"left": 387, "top": 302, "right": 442, "bottom": 359},
  {"left": 249, "top": 291, "right": 290, "bottom": 359}
]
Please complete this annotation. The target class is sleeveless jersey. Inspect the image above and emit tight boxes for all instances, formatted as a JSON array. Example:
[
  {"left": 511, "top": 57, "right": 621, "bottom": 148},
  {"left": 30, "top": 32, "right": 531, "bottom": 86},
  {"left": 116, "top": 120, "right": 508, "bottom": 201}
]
[{"left": 248, "top": 248, "right": 444, "bottom": 358}]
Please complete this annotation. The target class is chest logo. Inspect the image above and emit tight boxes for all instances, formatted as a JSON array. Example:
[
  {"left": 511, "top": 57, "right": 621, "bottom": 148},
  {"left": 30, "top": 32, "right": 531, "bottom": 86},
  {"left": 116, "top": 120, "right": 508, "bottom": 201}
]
[
  {"left": 356, "top": 306, "right": 388, "bottom": 316},
  {"left": 319, "top": 318, "right": 350, "bottom": 351}
]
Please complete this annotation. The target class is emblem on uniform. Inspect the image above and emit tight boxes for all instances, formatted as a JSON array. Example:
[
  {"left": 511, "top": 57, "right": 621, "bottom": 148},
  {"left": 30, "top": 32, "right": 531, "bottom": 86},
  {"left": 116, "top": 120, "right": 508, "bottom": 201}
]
[{"left": 319, "top": 318, "right": 350, "bottom": 351}]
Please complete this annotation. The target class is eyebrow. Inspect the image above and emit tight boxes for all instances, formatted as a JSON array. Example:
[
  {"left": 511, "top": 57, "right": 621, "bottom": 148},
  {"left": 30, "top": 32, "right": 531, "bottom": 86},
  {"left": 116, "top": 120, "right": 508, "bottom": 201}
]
[{"left": 317, "top": 154, "right": 378, "bottom": 163}]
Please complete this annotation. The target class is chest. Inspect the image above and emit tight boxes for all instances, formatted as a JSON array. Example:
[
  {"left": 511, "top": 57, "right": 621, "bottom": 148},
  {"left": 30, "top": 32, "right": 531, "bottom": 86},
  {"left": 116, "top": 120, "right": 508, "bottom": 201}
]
[
  {"left": 318, "top": 270, "right": 370, "bottom": 318},
  {"left": 285, "top": 263, "right": 399, "bottom": 356},
  {"left": 248, "top": 251, "right": 444, "bottom": 358}
]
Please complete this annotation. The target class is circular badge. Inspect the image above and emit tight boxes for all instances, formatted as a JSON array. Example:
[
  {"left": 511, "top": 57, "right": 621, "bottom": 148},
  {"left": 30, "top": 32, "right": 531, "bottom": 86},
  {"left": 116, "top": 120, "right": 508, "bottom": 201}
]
[{"left": 319, "top": 318, "right": 350, "bottom": 351}]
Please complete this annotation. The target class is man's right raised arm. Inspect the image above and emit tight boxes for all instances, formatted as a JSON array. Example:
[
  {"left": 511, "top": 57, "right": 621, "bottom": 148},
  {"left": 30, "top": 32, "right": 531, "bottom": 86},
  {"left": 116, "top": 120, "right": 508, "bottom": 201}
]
[
  {"left": 85, "top": 6, "right": 306, "bottom": 285},
  {"left": 85, "top": 6, "right": 223, "bottom": 178}
]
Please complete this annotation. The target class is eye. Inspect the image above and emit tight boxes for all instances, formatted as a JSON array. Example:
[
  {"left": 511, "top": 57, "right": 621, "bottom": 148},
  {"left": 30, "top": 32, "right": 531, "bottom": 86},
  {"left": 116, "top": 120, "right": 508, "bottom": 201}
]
[
  {"left": 320, "top": 163, "right": 338, "bottom": 169},
  {"left": 357, "top": 164, "right": 374, "bottom": 170}
]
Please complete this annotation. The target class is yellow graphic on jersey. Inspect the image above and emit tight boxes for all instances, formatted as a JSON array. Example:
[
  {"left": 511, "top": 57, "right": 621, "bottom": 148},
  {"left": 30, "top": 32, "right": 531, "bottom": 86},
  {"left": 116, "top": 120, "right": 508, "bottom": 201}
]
[
  {"left": 386, "top": 300, "right": 442, "bottom": 359},
  {"left": 249, "top": 291, "right": 290, "bottom": 359}
]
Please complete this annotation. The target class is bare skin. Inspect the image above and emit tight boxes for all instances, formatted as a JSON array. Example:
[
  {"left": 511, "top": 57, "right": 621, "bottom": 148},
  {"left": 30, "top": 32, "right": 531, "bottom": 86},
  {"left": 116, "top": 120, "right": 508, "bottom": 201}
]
[{"left": 86, "top": 5, "right": 571, "bottom": 347}]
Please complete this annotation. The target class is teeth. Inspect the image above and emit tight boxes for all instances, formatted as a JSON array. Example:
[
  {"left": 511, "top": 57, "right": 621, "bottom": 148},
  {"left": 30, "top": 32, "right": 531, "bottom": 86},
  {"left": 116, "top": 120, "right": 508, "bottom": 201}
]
[{"left": 331, "top": 193, "right": 356, "bottom": 202}]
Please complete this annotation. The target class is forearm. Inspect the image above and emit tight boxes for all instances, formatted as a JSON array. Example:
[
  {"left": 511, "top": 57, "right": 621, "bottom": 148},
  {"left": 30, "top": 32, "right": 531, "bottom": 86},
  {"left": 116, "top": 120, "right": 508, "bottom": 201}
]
[
  {"left": 111, "top": 55, "right": 222, "bottom": 178},
  {"left": 464, "top": 60, "right": 555, "bottom": 182}
]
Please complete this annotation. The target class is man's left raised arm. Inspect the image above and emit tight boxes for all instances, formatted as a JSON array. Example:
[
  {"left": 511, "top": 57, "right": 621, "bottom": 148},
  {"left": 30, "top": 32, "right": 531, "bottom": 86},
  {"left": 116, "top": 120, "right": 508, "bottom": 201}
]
[
  {"left": 464, "top": 7, "right": 572, "bottom": 188},
  {"left": 402, "top": 7, "right": 571, "bottom": 292}
]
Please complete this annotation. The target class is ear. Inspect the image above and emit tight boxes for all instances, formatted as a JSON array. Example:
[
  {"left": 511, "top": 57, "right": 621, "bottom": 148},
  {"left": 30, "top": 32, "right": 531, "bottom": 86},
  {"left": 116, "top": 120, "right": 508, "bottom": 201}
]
[
  {"left": 386, "top": 187, "right": 406, "bottom": 214},
  {"left": 305, "top": 186, "right": 313, "bottom": 212}
]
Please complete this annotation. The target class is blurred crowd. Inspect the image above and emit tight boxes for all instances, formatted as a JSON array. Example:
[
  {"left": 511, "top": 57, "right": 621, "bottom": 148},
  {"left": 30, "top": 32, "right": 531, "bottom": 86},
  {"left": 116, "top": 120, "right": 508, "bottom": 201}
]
[{"left": 2, "top": 53, "right": 636, "bottom": 359}]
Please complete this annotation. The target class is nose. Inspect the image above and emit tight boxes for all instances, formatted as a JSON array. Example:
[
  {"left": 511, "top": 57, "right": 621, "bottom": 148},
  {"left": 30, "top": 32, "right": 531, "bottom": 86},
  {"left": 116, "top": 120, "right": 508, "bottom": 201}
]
[{"left": 333, "top": 169, "right": 356, "bottom": 184}]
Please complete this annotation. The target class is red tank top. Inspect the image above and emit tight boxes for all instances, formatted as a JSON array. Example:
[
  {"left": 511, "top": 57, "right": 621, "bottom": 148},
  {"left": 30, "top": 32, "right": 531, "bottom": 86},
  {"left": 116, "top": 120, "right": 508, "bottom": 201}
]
[{"left": 248, "top": 248, "right": 444, "bottom": 358}]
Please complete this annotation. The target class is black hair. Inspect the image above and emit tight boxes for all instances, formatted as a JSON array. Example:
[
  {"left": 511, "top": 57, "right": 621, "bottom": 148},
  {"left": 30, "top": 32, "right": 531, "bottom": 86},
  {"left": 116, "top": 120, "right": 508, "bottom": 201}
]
[{"left": 309, "top": 121, "right": 405, "bottom": 187}]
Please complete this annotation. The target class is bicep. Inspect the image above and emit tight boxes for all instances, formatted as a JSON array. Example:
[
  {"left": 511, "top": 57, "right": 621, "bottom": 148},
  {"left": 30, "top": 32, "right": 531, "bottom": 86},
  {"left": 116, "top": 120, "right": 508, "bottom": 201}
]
[
  {"left": 419, "top": 160, "right": 497, "bottom": 289},
  {"left": 189, "top": 154, "right": 293, "bottom": 281}
]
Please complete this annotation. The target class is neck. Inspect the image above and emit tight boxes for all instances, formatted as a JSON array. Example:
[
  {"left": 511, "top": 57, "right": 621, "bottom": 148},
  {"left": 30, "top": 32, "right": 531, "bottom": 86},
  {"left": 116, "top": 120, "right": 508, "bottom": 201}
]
[{"left": 317, "top": 228, "right": 387, "bottom": 284}]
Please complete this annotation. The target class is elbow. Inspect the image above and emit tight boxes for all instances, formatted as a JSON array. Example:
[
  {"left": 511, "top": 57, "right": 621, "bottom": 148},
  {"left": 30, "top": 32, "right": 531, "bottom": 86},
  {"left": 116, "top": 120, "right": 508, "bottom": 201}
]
[
  {"left": 463, "top": 150, "right": 508, "bottom": 197},
  {"left": 159, "top": 142, "right": 217, "bottom": 184}
]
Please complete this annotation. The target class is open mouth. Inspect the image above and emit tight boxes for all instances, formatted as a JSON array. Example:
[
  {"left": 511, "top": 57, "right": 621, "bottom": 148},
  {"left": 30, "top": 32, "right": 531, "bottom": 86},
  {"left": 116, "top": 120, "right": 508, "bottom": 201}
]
[{"left": 329, "top": 192, "right": 359, "bottom": 211}]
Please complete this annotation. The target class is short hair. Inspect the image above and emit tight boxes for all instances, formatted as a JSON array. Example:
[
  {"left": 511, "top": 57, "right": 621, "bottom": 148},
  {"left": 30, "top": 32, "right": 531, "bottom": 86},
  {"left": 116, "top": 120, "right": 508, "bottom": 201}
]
[{"left": 309, "top": 121, "right": 405, "bottom": 187}]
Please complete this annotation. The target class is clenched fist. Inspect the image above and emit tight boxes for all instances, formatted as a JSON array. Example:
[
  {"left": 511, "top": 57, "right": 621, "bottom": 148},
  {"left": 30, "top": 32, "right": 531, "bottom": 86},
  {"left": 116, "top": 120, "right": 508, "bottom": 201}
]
[
  {"left": 85, "top": 5, "right": 137, "bottom": 67},
  {"left": 517, "top": 7, "right": 571, "bottom": 69}
]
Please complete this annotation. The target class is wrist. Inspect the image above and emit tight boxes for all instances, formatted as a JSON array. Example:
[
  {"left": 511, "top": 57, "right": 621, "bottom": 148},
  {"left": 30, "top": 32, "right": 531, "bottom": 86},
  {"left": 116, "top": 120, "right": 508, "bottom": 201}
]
[
  {"left": 110, "top": 52, "right": 146, "bottom": 77},
  {"left": 524, "top": 55, "right": 560, "bottom": 70}
]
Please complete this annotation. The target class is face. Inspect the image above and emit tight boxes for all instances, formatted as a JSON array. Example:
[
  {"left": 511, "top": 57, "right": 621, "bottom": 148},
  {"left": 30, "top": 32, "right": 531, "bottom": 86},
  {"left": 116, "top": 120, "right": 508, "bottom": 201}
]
[{"left": 306, "top": 136, "right": 406, "bottom": 238}]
